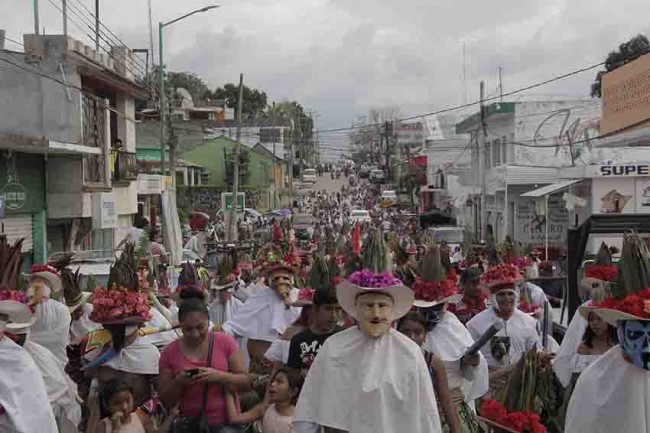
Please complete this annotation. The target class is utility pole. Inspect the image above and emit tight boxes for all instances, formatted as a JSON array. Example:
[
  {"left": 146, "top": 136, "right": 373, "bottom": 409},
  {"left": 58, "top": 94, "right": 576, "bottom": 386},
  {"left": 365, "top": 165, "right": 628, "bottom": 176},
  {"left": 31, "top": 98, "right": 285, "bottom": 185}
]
[
  {"left": 62, "top": 0, "right": 67, "bottom": 36},
  {"left": 271, "top": 102, "right": 276, "bottom": 208},
  {"left": 227, "top": 73, "right": 244, "bottom": 242},
  {"left": 498, "top": 67, "right": 503, "bottom": 101},
  {"left": 299, "top": 117, "right": 304, "bottom": 182},
  {"left": 476, "top": 81, "right": 480, "bottom": 240},
  {"left": 147, "top": 0, "right": 154, "bottom": 69},
  {"left": 95, "top": 0, "right": 100, "bottom": 50},
  {"left": 33, "top": 0, "right": 40, "bottom": 35}
]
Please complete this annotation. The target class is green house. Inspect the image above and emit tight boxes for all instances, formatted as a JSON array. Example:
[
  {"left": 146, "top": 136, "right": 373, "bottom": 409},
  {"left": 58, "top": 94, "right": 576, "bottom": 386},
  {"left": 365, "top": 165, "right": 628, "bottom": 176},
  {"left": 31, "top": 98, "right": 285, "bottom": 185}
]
[{"left": 180, "top": 135, "right": 277, "bottom": 211}]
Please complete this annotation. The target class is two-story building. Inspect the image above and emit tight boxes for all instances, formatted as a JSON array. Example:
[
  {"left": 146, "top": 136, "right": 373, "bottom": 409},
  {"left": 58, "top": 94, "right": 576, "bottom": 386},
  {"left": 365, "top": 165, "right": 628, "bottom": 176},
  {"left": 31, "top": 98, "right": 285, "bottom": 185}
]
[
  {"left": 0, "top": 33, "right": 148, "bottom": 265},
  {"left": 455, "top": 99, "right": 603, "bottom": 246}
]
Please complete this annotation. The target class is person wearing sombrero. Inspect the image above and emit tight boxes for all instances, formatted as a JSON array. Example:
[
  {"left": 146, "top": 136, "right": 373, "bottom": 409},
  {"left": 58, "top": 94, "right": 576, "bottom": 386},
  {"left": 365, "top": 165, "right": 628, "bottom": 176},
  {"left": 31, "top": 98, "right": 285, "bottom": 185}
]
[
  {"left": 0, "top": 293, "right": 58, "bottom": 433},
  {"left": 2, "top": 289, "right": 82, "bottom": 433},
  {"left": 565, "top": 232, "right": 650, "bottom": 433},
  {"left": 208, "top": 252, "right": 244, "bottom": 329},
  {"left": 466, "top": 264, "right": 543, "bottom": 382},
  {"left": 27, "top": 264, "right": 72, "bottom": 369},
  {"left": 293, "top": 269, "right": 442, "bottom": 433},
  {"left": 62, "top": 268, "right": 100, "bottom": 343},
  {"left": 223, "top": 235, "right": 302, "bottom": 371},
  {"left": 84, "top": 243, "right": 158, "bottom": 409},
  {"left": 412, "top": 246, "right": 489, "bottom": 415}
]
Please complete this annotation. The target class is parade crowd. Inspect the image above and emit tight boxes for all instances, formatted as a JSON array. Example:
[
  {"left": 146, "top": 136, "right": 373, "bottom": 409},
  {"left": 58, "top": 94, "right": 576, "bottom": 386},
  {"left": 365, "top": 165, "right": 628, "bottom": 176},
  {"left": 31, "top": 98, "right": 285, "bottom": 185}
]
[{"left": 1, "top": 180, "right": 649, "bottom": 433}]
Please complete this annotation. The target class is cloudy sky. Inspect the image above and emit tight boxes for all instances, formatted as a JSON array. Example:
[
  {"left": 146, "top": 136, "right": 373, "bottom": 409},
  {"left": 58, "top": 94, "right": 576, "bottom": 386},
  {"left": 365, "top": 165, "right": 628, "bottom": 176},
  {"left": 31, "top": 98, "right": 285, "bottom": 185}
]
[{"left": 2, "top": 0, "right": 650, "bottom": 157}]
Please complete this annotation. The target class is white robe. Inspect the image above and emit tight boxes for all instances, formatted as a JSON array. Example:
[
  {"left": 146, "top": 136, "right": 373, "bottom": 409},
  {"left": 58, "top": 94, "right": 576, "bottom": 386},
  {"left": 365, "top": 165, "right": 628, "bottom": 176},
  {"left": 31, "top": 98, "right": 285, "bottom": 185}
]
[
  {"left": 466, "top": 308, "right": 540, "bottom": 368},
  {"left": 0, "top": 338, "right": 57, "bottom": 433},
  {"left": 223, "top": 286, "right": 301, "bottom": 342},
  {"left": 69, "top": 303, "right": 101, "bottom": 343},
  {"left": 293, "top": 327, "right": 442, "bottom": 433},
  {"left": 24, "top": 340, "right": 82, "bottom": 432},
  {"left": 552, "top": 303, "right": 601, "bottom": 387},
  {"left": 139, "top": 307, "right": 177, "bottom": 348},
  {"left": 209, "top": 296, "right": 244, "bottom": 328},
  {"left": 30, "top": 299, "right": 72, "bottom": 368},
  {"left": 565, "top": 345, "right": 650, "bottom": 433},
  {"left": 104, "top": 337, "right": 160, "bottom": 375},
  {"left": 423, "top": 312, "right": 489, "bottom": 405},
  {"left": 264, "top": 339, "right": 291, "bottom": 364}
]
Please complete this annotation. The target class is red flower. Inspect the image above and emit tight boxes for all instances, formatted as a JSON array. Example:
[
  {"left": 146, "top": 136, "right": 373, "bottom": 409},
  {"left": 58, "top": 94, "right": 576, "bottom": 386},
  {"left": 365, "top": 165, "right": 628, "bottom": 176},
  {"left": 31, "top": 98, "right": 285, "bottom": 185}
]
[
  {"left": 584, "top": 264, "right": 618, "bottom": 282},
  {"left": 481, "top": 264, "right": 522, "bottom": 287},
  {"left": 480, "top": 399, "right": 546, "bottom": 433},
  {"left": 595, "top": 287, "right": 650, "bottom": 319},
  {"left": 412, "top": 278, "right": 459, "bottom": 302}
]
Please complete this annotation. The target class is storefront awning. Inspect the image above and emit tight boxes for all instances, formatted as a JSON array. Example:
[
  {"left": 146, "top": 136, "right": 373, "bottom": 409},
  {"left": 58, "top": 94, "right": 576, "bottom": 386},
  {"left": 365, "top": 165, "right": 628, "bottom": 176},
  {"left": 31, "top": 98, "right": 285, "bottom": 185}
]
[{"left": 521, "top": 179, "right": 581, "bottom": 198}]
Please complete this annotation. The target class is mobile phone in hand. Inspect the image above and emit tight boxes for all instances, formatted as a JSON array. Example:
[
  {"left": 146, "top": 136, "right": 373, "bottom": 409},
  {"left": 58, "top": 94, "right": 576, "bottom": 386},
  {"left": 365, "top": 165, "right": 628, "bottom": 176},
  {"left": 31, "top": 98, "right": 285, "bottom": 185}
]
[{"left": 184, "top": 368, "right": 200, "bottom": 377}]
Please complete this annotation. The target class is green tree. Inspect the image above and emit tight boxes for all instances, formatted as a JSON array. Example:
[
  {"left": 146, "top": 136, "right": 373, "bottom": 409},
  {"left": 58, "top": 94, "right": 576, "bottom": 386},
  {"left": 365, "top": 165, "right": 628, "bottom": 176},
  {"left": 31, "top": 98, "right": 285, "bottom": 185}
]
[
  {"left": 591, "top": 34, "right": 650, "bottom": 98},
  {"left": 213, "top": 84, "right": 268, "bottom": 119}
]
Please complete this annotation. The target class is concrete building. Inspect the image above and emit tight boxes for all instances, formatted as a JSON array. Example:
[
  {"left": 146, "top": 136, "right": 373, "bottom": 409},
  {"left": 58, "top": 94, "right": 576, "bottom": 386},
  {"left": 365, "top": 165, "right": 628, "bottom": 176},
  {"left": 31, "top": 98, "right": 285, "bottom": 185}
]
[
  {"left": 454, "top": 99, "right": 605, "bottom": 246},
  {"left": 0, "top": 33, "right": 148, "bottom": 264}
]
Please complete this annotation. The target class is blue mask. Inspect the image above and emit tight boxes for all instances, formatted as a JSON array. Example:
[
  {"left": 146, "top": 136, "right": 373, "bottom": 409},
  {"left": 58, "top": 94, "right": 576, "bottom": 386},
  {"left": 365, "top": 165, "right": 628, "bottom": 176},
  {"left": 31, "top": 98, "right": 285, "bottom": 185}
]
[{"left": 618, "top": 320, "right": 650, "bottom": 371}]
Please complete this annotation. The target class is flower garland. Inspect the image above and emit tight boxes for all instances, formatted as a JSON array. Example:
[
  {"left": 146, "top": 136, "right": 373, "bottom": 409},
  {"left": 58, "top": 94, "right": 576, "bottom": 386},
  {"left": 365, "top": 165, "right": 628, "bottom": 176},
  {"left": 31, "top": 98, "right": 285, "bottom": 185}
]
[
  {"left": 347, "top": 269, "right": 403, "bottom": 288},
  {"left": 480, "top": 399, "right": 546, "bottom": 433},
  {"left": 481, "top": 264, "right": 522, "bottom": 288},
  {"left": 90, "top": 286, "right": 152, "bottom": 323},
  {"left": 584, "top": 264, "right": 618, "bottom": 282},
  {"left": 412, "top": 278, "right": 459, "bottom": 302},
  {"left": 0, "top": 288, "right": 27, "bottom": 303},
  {"left": 596, "top": 287, "right": 650, "bottom": 319}
]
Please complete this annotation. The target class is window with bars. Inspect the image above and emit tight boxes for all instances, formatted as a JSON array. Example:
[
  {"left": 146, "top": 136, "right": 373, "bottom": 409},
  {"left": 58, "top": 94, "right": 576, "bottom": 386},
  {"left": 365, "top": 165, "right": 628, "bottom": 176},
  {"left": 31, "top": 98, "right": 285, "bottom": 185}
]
[
  {"left": 484, "top": 141, "right": 491, "bottom": 168},
  {"left": 492, "top": 138, "right": 501, "bottom": 166}
]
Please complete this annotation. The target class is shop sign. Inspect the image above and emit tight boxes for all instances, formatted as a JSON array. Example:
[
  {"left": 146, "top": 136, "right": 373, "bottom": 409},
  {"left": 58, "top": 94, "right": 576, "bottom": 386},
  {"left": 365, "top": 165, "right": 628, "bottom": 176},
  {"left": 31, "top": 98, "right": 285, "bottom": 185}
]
[
  {"left": 1, "top": 183, "right": 27, "bottom": 210},
  {"left": 599, "top": 164, "right": 650, "bottom": 177},
  {"left": 92, "top": 193, "right": 117, "bottom": 229}
]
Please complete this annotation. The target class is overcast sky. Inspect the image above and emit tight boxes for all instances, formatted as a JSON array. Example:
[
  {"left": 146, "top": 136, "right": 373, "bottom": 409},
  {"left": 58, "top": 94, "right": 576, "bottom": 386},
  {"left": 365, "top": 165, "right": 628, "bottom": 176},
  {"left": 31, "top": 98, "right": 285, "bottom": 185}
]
[{"left": 2, "top": 0, "right": 650, "bottom": 157}]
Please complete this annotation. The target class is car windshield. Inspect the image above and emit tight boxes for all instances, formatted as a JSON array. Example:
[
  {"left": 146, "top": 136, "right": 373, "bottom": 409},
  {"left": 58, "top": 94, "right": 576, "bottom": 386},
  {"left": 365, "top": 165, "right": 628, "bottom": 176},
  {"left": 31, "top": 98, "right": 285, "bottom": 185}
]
[
  {"left": 304, "top": 169, "right": 316, "bottom": 175},
  {"left": 432, "top": 229, "right": 464, "bottom": 243},
  {"left": 351, "top": 210, "right": 368, "bottom": 217}
]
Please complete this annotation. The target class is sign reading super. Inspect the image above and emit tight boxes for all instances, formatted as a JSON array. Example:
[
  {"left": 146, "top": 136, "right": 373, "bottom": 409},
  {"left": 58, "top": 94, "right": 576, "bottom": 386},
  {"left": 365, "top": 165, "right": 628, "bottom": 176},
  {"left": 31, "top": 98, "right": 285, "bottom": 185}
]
[{"left": 600, "top": 164, "right": 650, "bottom": 177}]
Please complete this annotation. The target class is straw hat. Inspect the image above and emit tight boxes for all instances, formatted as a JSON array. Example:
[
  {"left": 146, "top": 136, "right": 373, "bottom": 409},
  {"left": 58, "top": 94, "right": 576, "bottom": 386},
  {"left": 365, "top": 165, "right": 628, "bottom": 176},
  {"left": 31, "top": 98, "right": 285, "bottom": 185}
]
[{"left": 27, "top": 264, "right": 62, "bottom": 293}]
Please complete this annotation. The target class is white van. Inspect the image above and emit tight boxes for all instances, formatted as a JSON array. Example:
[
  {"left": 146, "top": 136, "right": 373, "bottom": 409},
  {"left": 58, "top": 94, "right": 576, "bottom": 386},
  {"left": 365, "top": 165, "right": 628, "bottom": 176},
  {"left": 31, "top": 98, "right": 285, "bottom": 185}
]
[{"left": 303, "top": 168, "right": 317, "bottom": 183}]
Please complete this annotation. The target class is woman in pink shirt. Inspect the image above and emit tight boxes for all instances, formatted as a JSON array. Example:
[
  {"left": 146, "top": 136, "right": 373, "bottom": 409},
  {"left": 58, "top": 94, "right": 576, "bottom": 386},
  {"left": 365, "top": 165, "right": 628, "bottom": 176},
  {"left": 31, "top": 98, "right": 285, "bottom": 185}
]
[{"left": 159, "top": 290, "right": 250, "bottom": 433}]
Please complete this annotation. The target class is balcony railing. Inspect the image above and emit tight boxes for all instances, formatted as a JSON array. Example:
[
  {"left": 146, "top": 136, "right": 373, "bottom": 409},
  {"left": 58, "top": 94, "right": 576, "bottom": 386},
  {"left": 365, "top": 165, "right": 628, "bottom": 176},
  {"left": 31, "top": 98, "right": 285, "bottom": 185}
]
[
  {"left": 111, "top": 150, "right": 138, "bottom": 182},
  {"left": 82, "top": 95, "right": 107, "bottom": 149}
]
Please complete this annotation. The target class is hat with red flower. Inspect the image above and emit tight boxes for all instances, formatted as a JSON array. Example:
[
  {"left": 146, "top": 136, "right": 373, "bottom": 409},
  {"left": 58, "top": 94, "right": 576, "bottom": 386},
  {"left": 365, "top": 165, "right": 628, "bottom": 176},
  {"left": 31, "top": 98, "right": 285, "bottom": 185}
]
[
  {"left": 89, "top": 243, "right": 151, "bottom": 325},
  {"left": 590, "top": 232, "right": 650, "bottom": 325},
  {"left": 0, "top": 289, "right": 35, "bottom": 331},
  {"left": 480, "top": 263, "right": 523, "bottom": 295},
  {"left": 28, "top": 264, "right": 62, "bottom": 293},
  {"left": 412, "top": 246, "right": 461, "bottom": 308},
  {"left": 580, "top": 243, "right": 618, "bottom": 302}
]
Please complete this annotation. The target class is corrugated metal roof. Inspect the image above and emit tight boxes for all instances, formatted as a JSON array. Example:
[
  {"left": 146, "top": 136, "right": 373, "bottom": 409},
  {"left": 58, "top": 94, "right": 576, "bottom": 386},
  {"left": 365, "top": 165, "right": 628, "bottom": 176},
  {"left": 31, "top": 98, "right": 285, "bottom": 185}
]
[
  {"left": 505, "top": 165, "right": 559, "bottom": 185},
  {"left": 521, "top": 179, "right": 581, "bottom": 197}
]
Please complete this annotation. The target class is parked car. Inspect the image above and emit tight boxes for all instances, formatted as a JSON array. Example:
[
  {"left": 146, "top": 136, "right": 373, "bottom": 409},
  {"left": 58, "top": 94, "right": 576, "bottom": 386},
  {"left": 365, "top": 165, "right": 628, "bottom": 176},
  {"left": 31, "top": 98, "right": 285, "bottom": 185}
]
[
  {"left": 293, "top": 213, "right": 316, "bottom": 238},
  {"left": 426, "top": 226, "right": 464, "bottom": 260},
  {"left": 359, "top": 165, "right": 371, "bottom": 179},
  {"left": 381, "top": 190, "right": 397, "bottom": 202},
  {"left": 303, "top": 168, "right": 317, "bottom": 183},
  {"left": 370, "top": 169, "right": 386, "bottom": 184},
  {"left": 349, "top": 209, "right": 371, "bottom": 224}
]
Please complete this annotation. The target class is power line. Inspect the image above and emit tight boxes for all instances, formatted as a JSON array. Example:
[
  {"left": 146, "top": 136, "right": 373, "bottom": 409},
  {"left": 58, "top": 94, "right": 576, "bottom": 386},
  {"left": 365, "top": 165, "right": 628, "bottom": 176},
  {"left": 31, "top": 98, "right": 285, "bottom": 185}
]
[{"left": 317, "top": 61, "right": 606, "bottom": 135}]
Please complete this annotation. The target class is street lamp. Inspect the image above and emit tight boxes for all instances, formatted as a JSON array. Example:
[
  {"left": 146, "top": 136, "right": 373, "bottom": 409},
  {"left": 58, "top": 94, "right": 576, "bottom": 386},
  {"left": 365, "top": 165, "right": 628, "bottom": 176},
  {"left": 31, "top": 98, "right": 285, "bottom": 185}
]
[{"left": 159, "top": 5, "right": 219, "bottom": 180}]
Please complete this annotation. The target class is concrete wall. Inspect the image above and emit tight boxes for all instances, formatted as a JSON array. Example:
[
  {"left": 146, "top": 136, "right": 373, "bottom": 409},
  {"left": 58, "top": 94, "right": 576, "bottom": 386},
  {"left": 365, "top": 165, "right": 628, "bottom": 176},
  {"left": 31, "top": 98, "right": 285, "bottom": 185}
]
[
  {"left": 47, "top": 155, "right": 92, "bottom": 218},
  {"left": 0, "top": 37, "right": 83, "bottom": 145}
]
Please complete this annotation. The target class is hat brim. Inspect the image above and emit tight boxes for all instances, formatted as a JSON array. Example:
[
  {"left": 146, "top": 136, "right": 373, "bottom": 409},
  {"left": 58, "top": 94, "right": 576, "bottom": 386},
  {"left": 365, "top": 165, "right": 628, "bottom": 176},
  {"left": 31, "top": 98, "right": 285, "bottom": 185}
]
[
  {"left": 68, "top": 292, "right": 92, "bottom": 313},
  {"left": 0, "top": 300, "right": 36, "bottom": 330},
  {"left": 28, "top": 272, "right": 62, "bottom": 293},
  {"left": 99, "top": 316, "right": 148, "bottom": 326},
  {"left": 336, "top": 280, "right": 414, "bottom": 321},
  {"left": 413, "top": 294, "right": 463, "bottom": 309},
  {"left": 590, "top": 308, "right": 650, "bottom": 326}
]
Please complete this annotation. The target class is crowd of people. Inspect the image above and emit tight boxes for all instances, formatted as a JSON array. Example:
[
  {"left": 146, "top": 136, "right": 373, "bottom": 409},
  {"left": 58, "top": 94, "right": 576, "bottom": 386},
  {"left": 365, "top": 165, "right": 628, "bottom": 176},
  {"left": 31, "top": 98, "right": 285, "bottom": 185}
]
[{"left": 1, "top": 179, "right": 649, "bottom": 433}]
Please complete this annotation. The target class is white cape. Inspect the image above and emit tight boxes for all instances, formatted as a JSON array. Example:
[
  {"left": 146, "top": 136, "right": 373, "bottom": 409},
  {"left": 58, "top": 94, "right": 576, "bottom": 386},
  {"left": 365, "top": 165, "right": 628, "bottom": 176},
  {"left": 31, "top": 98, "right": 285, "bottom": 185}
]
[
  {"left": 466, "top": 308, "right": 540, "bottom": 368},
  {"left": 264, "top": 338, "right": 290, "bottom": 364},
  {"left": 223, "top": 286, "right": 301, "bottom": 342},
  {"left": 30, "top": 299, "right": 72, "bottom": 368},
  {"left": 104, "top": 338, "right": 160, "bottom": 375},
  {"left": 24, "top": 340, "right": 82, "bottom": 430},
  {"left": 423, "top": 312, "right": 489, "bottom": 403},
  {"left": 565, "top": 345, "right": 650, "bottom": 433},
  {"left": 70, "top": 303, "right": 101, "bottom": 343},
  {"left": 293, "top": 327, "right": 442, "bottom": 433},
  {"left": 552, "top": 304, "right": 600, "bottom": 387},
  {"left": 0, "top": 338, "right": 57, "bottom": 433},
  {"left": 139, "top": 307, "right": 177, "bottom": 348},
  {"left": 209, "top": 296, "right": 244, "bottom": 328}
]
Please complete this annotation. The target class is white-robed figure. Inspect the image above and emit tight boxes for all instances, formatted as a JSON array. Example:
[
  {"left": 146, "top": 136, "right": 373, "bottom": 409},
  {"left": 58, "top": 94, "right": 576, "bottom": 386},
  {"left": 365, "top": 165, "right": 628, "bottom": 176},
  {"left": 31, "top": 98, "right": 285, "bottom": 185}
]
[
  {"left": 293, "top": 270, "right": 442, "bottom": 433},
  {"left": 565, "top": 233, "right": 650, "bottom": 433},
  {"left": 208, "top": 280, "right": 244, "bottom": 328},
  {"left": 26, "top": 265, "right": 72, "bottom": 368},
  {"left": 417, "top": 297, "right": 489, "bottom": 409},
  {"left": 0, "top": 299, "right": 58, "bottom": 433},
  {"left": 64, "top": 280, "right": 101, "bottom": 343},
  {"left": 3, "top": 303, "right": 81, "bottom": 433},
  {"left": 466, "top": 271, "right": 543, "bottom": 396},
  {"left": 223, "top": 263, "right": 301, "bottom": 367}
]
